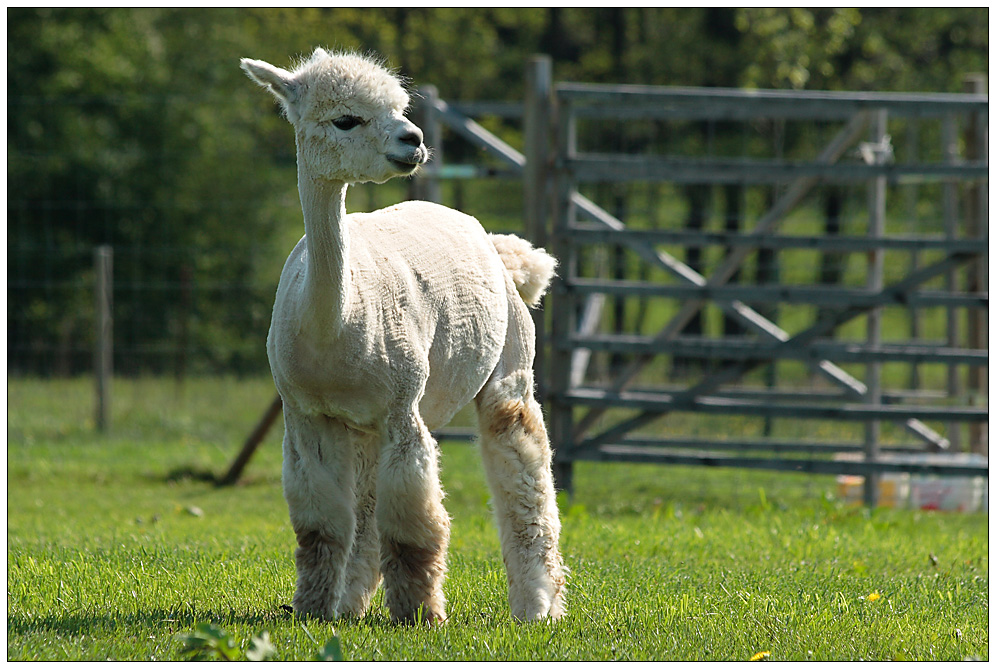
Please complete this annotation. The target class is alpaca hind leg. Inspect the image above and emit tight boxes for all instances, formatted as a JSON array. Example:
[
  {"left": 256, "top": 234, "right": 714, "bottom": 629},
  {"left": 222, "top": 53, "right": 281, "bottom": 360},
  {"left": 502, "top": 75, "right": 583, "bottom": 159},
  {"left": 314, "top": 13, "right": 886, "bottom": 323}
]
[
  {"left": 281, "top": 408, "right": 356, "bottom": 620},
  {"left": 338, "top": 431, "right": 382, "bottom": 616},
  {"left": 475, "top": 297, "right": 566, "bottom": 621},
  {"left": 376, "top": 412, "right": 450, "bottom": 624}
]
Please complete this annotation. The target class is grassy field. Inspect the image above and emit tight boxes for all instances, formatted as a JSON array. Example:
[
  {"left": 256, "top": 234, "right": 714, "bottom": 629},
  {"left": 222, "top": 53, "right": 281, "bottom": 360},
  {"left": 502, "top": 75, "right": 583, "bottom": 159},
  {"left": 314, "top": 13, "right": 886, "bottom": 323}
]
[{"left": 7, "top": 377, "right": 989, "bottom": 661}]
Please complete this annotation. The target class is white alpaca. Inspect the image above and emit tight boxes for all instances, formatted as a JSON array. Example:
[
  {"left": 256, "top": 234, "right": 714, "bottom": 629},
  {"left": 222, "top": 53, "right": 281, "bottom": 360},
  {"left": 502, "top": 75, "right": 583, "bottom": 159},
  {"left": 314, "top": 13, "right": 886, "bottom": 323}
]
[{"left": 241, "top": 48, "right": 565, "bottom": 624}]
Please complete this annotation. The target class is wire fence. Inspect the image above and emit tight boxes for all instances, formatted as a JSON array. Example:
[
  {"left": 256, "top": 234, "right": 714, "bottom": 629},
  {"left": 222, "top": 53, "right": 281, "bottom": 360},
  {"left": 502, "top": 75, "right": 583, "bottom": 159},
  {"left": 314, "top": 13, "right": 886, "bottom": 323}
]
[{"left": 6, "top": 91, "right": 527, "bottom": 379}]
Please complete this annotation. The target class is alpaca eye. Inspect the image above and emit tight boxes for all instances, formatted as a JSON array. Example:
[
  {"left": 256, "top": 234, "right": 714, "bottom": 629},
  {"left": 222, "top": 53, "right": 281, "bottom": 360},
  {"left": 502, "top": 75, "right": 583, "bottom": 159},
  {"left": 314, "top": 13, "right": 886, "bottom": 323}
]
[{"left": 332, "top": 116, "right": 363, "bottom": 131}]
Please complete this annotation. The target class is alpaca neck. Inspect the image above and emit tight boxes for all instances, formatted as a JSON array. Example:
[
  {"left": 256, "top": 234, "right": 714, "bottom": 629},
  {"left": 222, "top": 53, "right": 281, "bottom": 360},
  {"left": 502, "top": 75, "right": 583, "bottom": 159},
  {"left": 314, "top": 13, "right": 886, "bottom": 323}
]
[{"left": 298, "top": 169, "right": 350, "bottom": 337}]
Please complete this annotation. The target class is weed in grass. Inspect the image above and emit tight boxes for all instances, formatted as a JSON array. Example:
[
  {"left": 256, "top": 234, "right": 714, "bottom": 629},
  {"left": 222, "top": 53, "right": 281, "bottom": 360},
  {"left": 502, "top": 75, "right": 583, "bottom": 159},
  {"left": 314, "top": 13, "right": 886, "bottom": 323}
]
[
  {"left": 178, "top": 623, "right": 244, "bottom": 661},
  {"left": 176, "top": 622, "right": 345, "bottom": 661}
]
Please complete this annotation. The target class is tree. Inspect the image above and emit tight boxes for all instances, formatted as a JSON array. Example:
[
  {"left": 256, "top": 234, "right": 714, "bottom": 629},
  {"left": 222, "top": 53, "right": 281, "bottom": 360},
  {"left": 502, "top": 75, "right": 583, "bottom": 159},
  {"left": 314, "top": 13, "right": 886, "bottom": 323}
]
[
  {"left": 734, "top": 8, "right": 987, "bottom": 92},
  {"left": 7, "top": 9, "right": 292, "bottom": 374},
  {"left": 7, "top": 8, "right": 987, "bottom": 377}
]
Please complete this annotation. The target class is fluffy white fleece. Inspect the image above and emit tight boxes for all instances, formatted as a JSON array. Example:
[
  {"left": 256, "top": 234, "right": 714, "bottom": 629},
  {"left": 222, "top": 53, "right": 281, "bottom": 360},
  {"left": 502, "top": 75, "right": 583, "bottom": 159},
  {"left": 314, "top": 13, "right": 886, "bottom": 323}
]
[{"left": 490, "top": 233, "right": 558, "bottom": 307}]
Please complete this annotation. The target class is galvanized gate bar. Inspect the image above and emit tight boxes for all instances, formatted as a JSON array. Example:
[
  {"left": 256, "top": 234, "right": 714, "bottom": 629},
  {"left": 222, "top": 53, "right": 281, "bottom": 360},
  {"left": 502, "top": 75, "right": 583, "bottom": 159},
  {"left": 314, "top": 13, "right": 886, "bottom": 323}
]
[
  {"left": 608, "top": 435, "right": 926, "bottom": 455},
  {"left": 431, "top": 98, "right": 526, "bottom": 169},
  {"left": 579, "top": 251, "right": 978, "bottom": 451},
  {"left": 566, "top": 388, "right": 987, "bottom": 424},
  {"left": 576, "top": 445, "right": 989, "bottom": 478},
  {"left": 567, "top": 225, "right": 987, "bottom": 253},
  {"left": 566, "top": 279, "right": 987, "bottom": 309},
  {"left": 572, "top": 384, "right": 945, "bottom": 405},
  {"left": 556, "top": 82, "right": 989, "bottom": 120},
  {"left": 567, "top": 155, "right": 989, "bottom": 184},
  {"left": 566, "top": 334, "right": 989, "bottom": 366}
]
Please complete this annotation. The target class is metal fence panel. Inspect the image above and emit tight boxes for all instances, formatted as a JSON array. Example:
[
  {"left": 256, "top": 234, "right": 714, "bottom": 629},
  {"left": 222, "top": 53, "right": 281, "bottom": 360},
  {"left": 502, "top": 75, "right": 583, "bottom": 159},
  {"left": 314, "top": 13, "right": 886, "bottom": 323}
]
[{"left": 542, "top": 79, "right": 988, "bottom": 499}]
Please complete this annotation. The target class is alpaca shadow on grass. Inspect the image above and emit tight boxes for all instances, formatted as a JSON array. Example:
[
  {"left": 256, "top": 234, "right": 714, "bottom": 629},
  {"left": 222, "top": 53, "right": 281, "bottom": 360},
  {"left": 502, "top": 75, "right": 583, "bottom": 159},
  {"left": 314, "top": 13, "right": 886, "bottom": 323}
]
[
  {"left": 153, "top": 465, "right": 275, "bottom": 488},
  {"left": 162, "top": 466, "right": 219, "bottom": 485},
  {"left": 8, "top": 600, "right": 421, "bottom": 643},
  {"left": 7, "top": 605, "right": 293, "bottom": 639}
]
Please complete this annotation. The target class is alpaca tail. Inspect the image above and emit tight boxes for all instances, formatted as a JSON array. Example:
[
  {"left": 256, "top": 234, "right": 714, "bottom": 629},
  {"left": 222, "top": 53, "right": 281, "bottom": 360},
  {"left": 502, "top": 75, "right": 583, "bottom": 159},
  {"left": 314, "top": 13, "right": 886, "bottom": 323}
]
[{"left": 490, "top": 234, "right": 558, "bottom": 308}]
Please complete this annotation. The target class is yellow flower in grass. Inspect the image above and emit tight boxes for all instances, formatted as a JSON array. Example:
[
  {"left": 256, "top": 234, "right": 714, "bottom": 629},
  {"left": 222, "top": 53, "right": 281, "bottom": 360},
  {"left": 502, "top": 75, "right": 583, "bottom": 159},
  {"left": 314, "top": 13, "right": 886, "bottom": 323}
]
[
  {"left": 749, "top": 650, "right": 771, "bottom": 661},
  {"left": 867, "top": 591, "right": 882, "bottom": 603}
]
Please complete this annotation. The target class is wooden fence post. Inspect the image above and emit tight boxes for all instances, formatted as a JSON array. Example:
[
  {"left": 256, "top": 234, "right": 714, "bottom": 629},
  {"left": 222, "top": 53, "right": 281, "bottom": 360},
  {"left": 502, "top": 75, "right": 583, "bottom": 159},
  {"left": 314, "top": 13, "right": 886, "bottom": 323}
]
[
  {"left": 94, "top": 245, "right": 113, "bottom": 433},
  {"left": 218, "top": 395, "right": 283, "bottom": 486}
]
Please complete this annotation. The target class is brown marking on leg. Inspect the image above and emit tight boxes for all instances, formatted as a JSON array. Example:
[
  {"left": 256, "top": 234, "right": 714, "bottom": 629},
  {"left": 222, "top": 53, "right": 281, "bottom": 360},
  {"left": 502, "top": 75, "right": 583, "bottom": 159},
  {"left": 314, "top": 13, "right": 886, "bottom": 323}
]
[
  {"left": 381, "top": 539, "right": 446, "bottom": 624},
  {"left": 482, "top": 399, "right": 546, "bottom": 441},
  {"left": 292, "top": 528, "right": 348, "bottom": 620},
  {"left": 295, "top": 529, "right": 334, "bottom": 573}
]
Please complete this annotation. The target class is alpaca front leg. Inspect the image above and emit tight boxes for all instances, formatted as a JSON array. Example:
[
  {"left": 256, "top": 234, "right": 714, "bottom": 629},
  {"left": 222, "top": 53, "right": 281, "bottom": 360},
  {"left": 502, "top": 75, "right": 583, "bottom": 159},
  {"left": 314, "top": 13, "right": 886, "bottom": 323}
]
[
  {"left": 376, "top": 414, "right": 450, "bottom": 624},
  {"left": 338, "top": 432, "right": 382, "bottom": 617},
  {"left": 282, "top": 409, "right": 356, "bottom": 620},
  {"left": 476, "top": 370, "right": 566, "bottom": 621}
]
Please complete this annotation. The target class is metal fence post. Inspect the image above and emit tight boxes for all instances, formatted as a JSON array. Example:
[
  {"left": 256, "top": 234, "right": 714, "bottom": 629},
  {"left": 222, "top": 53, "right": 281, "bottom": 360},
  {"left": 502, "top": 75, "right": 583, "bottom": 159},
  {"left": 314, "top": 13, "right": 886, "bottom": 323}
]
[
  {"left": 863, "top": 110, "right": 888, "bottom": 507},
  {"left": 549, "top": 91, "right": 578, "bottom": 495},
  {"left": 942, "top": 113, "right": 962, "bottom": 452},
  {"left": 411, "top": 84, "right": 442, "bottom": 203},
  {"left": 94, "top": 245, "right": 113, "bottom": 433},
  {"left": 524, "top": 55, "right": 553, "bottom": 403},
  {"left": 963, "top": 74, "right": 988, "bottom": 454}
]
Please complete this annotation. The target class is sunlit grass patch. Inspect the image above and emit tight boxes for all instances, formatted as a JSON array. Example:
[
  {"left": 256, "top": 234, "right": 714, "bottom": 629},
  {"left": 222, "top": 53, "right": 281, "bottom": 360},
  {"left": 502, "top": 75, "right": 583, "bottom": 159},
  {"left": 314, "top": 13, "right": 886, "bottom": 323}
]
[{"left": 6, "top": 376, "right": 989, "bottom": 661}]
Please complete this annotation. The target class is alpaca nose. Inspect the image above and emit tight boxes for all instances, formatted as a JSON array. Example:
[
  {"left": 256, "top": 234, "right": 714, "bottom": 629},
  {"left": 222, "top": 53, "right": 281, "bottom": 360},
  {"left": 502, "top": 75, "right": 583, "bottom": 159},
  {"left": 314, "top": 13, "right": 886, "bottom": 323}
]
[{"left": 398, "top": 126, "right": 424, "bottom": 148}]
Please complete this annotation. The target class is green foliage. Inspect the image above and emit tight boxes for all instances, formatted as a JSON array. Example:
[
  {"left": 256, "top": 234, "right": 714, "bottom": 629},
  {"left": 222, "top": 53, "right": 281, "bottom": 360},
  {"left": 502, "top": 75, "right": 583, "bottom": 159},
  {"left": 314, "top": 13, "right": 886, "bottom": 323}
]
[
  {"left": 178, "top": 624, "right": 243, "bottom": 661},
  {"left": 735, "top": 8, "right": 987, "bottom": 91},
  {"left": 8, "top": 9, "right": 290, "bottom": 375},
  {"left": 736, "top": 9, "right": 862, "bottom": 89},
  {"left": 6, "top": 377, "right": 989, "bottom": 661},
  {"left": 7, "top": 8, "right": 989, "bottom": 376},
  {"left": 177, "top": 623, "right": 340, "bottom": 661},
  {"left": 314, "top": 638, "right": 346, "bottom": 662}
]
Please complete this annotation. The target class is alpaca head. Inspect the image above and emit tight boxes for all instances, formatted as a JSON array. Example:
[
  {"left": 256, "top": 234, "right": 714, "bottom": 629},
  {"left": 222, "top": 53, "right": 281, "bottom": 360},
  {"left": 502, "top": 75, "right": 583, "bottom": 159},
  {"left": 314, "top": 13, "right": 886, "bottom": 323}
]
[{"left": 242, "top": 48, "right": 428, "bottom": 184}]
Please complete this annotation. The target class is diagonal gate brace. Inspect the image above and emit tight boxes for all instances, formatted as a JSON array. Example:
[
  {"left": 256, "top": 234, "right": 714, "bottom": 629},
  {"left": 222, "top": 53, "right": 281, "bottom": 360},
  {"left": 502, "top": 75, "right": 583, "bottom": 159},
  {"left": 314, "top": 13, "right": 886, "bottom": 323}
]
[
  {"left": 572, "top": 111, "right": 869, "bottom": 413},
  {"left": 578, "top": 251, "right": 978, "bottom": 452},
  {"left": 567, "top": 111, "right": 947, "bottom": 449}
]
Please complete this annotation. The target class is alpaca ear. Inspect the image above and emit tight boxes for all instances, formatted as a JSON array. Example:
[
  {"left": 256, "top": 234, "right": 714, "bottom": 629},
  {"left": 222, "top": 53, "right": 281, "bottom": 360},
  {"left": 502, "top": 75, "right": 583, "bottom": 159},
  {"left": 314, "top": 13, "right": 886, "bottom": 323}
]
[{"left": 241, "top": 57, "right": 300, "bottom": 118}]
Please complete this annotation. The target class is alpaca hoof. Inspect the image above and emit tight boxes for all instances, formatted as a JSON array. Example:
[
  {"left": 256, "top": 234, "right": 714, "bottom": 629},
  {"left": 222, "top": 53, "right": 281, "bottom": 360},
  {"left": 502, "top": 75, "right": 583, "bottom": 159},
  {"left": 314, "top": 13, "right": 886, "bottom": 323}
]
[
  {"left": 292, "top": 596, "right": 337, "bottom": 622},
  {"left": 511, "top": 588, "right": 566, "bottom": 623},
  {"left": 392, "top": 604, "right": 446, "bottom": 626}
]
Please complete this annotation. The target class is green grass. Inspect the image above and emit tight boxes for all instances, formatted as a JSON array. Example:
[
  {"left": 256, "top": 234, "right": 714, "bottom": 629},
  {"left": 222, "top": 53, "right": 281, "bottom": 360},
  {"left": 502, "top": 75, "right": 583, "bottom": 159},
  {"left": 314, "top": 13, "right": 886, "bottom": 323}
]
[{"left": 7, "top": 377, "right": 989, "bottom": 661}]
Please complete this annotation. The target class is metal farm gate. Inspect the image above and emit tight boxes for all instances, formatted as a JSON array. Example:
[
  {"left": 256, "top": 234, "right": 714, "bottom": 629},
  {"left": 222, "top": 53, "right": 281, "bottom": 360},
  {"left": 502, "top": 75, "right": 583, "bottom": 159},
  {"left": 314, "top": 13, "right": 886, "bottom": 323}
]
[{"left": 536, "top": 68, "right": 988, "bottom": 501}]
